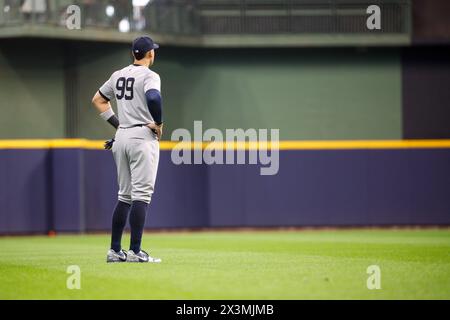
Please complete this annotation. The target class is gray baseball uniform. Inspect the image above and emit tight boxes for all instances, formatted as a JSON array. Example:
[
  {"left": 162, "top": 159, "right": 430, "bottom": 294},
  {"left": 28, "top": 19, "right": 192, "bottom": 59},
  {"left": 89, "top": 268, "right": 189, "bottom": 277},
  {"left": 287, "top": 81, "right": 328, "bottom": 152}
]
[{"left": 99, "top": 64, "right": 161, "bottom": 204}]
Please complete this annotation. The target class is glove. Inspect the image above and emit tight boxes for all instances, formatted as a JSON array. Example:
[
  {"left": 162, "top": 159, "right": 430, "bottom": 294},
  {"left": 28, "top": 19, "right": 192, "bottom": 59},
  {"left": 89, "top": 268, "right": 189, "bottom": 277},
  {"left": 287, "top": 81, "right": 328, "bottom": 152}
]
[{"left": 104, "top": 138, "right": 115, "bottom": 150}]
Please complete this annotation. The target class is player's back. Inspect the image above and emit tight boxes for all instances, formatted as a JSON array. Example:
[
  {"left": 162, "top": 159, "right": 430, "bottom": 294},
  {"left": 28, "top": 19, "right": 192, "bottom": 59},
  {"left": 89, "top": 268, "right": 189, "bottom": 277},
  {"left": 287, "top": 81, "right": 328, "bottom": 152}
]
[{"left": 100, "top": 64, "right": 161, "bottom": 127}]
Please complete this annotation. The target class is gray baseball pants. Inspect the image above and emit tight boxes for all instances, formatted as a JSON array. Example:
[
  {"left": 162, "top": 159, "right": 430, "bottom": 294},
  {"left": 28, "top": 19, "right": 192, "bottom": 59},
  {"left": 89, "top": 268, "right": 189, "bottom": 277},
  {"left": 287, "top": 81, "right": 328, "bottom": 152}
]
[{"left": 112, "top": 126, "right": 159, "bottom": 204}]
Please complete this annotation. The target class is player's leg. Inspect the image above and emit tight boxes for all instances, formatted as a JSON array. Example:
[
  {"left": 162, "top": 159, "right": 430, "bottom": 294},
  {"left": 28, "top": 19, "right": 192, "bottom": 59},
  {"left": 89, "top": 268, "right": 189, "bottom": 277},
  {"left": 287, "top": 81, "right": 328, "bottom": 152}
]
[
  {"left": 127, "top": 133, "right": 160, "bottom": 262},
  {"left": 110, "top": 201, "right": 130, "bottom": 251},
  {"left": 107, "top": 133, "right": 132, "bottom": 262}
]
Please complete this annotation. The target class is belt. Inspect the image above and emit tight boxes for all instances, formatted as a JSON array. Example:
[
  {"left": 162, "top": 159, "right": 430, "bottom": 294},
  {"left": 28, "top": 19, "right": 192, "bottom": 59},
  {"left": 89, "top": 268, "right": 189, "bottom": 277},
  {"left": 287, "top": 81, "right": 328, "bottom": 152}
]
[
  {"left": 119, "top": 124, "right": 147, "bottom": 129},
  {"left": 119, "top": 123, "right": 157, "bottom": 135}
]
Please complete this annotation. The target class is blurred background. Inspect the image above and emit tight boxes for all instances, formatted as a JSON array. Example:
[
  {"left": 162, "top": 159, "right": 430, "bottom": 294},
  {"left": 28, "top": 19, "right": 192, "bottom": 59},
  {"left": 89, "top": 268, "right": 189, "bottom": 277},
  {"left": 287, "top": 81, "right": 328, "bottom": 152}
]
[{"left": 0, "top": 0, "right": 449, "bottom": 234}]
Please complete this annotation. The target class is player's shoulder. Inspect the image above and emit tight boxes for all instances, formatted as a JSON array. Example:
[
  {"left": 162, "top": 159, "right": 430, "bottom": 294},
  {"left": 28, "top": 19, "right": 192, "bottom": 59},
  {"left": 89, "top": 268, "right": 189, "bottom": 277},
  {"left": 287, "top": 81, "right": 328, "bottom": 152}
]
[
  {"left": 145, "top": 68, "right": 160, "bottom": 80},
  {"left": 109, "top": 68, "right": 123, "bottom": 79}
]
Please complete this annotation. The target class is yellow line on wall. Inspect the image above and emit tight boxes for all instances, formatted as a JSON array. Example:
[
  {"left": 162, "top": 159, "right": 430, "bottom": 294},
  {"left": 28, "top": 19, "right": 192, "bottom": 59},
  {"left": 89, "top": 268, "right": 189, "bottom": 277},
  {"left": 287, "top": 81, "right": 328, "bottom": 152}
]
[{"left": 1, "top": 139, "right": 450, "bottom": 150}]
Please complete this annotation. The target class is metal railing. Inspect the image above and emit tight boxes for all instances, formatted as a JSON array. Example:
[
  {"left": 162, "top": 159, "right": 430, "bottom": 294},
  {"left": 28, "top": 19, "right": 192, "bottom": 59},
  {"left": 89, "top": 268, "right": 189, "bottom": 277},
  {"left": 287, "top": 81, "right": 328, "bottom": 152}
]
[{"left": 0, "top": 0, "right": 411, "bottom": 36}]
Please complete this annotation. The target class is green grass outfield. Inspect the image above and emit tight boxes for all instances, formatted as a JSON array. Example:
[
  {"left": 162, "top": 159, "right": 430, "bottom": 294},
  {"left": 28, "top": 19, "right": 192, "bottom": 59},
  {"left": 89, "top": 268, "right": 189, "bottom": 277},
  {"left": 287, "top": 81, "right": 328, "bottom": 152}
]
[{"left": 0, "top": 229, "right": 449, "bottom": 299}]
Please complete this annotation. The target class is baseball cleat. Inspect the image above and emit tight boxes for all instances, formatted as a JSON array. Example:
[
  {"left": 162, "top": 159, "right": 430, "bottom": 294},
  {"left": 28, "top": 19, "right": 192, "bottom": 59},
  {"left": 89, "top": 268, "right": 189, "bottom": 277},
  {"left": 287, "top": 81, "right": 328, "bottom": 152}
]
[
  {"left": 106, "top": 249, "right": 127, "bottom": 263},
  {"left": 126, "top": 250, "right": 161, "bottom": 263}
]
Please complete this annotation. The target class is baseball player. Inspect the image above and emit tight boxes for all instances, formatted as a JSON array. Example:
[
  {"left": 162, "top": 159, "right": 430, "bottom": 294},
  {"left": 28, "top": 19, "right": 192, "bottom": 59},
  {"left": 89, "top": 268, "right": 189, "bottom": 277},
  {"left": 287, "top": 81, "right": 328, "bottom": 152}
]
[{"left": 91, "top": 36, "right": 163, "bottom": 263}]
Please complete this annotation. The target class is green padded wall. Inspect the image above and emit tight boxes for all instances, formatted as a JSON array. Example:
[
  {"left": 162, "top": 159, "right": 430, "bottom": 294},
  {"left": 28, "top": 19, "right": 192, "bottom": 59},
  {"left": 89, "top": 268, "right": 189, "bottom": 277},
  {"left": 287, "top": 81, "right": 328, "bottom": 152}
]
[
  {"left": 154, "top": 47, "right": 401, "bottom": 140},
  {"left": 0, "top": 40, "right": 401, "bottom": 140},
  {"left": 0, "top": 39, "right": 65, "bottom": 138}
]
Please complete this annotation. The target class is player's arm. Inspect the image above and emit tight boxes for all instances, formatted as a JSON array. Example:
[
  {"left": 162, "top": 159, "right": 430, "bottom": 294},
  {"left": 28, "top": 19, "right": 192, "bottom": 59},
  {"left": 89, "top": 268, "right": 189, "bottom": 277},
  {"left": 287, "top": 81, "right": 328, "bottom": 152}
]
[
  {"left": 144, "top": 73, "right": 163, "bottom": 140},
  {"left": 92, "top": 75, "right": 119, "bottom": 129},
  {"left": 145, "top": 89, "right": 163, "bottom": 140},
  {"left": 91, "top": 91, "right": 119, "bottom": 129}
]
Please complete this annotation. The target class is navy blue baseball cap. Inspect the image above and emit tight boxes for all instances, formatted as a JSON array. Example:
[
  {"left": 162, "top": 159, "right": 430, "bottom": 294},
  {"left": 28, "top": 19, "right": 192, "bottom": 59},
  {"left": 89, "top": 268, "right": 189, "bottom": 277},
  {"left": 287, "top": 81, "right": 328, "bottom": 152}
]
[{"left": 132, "top": 36, "right": 159, "bottom": 57}]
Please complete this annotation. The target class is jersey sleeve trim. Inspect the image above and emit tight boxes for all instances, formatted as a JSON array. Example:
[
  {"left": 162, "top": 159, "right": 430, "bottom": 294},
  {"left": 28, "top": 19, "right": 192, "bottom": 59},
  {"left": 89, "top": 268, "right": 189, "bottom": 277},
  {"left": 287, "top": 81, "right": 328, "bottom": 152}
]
[{"left": 98, "top": 90, "right": 111, "bottom": 101}]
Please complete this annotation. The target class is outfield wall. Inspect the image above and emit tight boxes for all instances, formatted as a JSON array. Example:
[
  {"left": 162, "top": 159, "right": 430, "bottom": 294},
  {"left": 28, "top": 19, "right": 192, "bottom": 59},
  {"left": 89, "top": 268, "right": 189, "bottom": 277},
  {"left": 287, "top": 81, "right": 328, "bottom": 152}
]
[
  {"left": 1, "top": 39, "right": 450, "bottom": 233},
  {"left": 1, "top": 141, "right": 449, "bottom": 234}
]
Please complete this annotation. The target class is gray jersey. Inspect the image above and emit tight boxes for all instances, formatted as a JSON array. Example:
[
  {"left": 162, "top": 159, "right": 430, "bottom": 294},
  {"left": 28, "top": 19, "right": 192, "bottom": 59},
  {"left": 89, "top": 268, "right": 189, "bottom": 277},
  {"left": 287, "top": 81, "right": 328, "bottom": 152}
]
[{"left": 99, "top": 65, "right": 161, "bottom": 127}]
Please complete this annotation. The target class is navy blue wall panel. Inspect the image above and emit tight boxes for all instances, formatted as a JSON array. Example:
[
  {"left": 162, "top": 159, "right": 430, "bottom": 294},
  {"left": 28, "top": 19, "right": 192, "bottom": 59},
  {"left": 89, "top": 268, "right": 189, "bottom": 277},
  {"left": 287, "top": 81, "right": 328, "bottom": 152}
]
[
  {"left": 242, "top": 150, "right": 370, "bottom": 227},
  {"left": 148, "top": 152, "right": 209, "bottom": 228},
  {"left": 208, "top": 164, "right": 248, "bottom": 227},
  {"left": 367, "top": 149, "right": 450, "bottom": 225},
  {"left": 0, "top": 150, "right": 49, "bottom": 233},
  {"left": 0, "top": 148, "right": 449, "bottom": 234},
  {"left": 51, "top": 149, "right": 84, "bottom": 232},
  {"left": 83, "top": 150, "right": 117, "bottom": 231}
]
